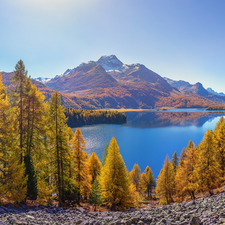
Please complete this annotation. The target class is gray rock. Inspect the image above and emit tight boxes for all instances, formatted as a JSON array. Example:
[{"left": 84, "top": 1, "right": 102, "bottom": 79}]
[{"left": 189, "top": 216, "right": 201, "bottom": 225}]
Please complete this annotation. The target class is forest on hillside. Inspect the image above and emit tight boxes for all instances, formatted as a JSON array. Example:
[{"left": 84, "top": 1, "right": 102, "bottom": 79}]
[
  {"left": 1, "top": 60, "right": 225, "bottom": 211},
  {"left": 65, "top": 108, "right": 126, "bottom": 128}
]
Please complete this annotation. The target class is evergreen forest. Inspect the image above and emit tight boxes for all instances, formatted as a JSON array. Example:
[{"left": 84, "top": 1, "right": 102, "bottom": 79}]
[{"left": 1, "top": 60, "right": 225, "bottom": 211}]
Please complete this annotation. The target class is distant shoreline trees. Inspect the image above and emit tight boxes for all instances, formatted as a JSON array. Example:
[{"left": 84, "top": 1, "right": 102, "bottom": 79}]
[{"left": 65, "top": 108, "right": 126, "bottom": 128}]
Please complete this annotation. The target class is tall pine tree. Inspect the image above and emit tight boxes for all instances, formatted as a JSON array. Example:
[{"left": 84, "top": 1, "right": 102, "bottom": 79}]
[{"left": 48, "top": 91, "right": 72, "bottom": 206}]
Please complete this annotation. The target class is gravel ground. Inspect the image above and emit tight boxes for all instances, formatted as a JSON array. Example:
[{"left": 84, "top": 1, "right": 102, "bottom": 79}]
[{"left": 1, "top": 192, "right": 225, "bottom": 224}]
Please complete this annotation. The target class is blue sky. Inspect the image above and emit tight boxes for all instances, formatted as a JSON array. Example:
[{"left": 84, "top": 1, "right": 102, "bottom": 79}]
[{"left": 1, "top": 0, "right": 225, "bottom": 92}]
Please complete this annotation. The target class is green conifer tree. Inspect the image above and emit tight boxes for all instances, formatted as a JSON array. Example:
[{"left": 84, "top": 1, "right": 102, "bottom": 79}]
[
  {"left": 172, "top": 151, "right": 178, "bottom": 174},
  {"left": 88, "top": 178, "right": 102, "bottom": 211},
  {"left": 24, "top": 154, "right": 37, "bottom": 200},
  {"left": 130, "top": 163, "right": 141, "bottom": 191},
  {"left": 102, "top": 143, "right": 109, "bottom": 166}
]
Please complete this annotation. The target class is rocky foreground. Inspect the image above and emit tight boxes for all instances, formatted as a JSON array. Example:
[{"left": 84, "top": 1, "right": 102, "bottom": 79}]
[{"left": 1, "top": 192, "right": 225, "bottom": 225}]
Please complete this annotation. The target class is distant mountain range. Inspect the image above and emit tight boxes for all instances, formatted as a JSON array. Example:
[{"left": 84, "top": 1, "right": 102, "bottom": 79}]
[
  {"left": 2, "top": 55, "right": 224, "bottom": 109},
  {"left": 164, "top": 77, "right": 225, "bottom": 97},
  {"left": 164, "top": 77, "right": 225, "bottom": 104},
  {"left": 206, "top": 87, "right": 225, "bottom": 96}
]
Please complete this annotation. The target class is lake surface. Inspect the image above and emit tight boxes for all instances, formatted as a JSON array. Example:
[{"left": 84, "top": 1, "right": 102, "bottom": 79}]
[{"left": 72, "top": 109, "right": 225, "bottom": 177}]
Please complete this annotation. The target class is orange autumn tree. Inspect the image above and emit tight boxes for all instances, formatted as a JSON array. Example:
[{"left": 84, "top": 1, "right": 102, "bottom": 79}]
[
  {"left": 175, "top": 140, "right": 198, "bottom": 201},
  {"left": 100, "top": 137, "right": 136, "bottom": 210},
  {"left": 214, "top": 117, "right": 225, "bottom": 182},
  {"left": 194, "top": 130, "right": 222, "bottom": 195},
  {"left": 156, "top": 155, "right": 175, "bottom": 205},
  {"left": 70, "top": 128, "right": 91, "bottom": 205},
  {"left": 87, "top": 152, "right": 101, "bottom": 184}
]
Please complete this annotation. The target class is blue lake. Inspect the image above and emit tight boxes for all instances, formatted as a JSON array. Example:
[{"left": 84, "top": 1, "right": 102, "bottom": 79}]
[{"left": 72, "top": 109, "right": 225, "bottom": 177}]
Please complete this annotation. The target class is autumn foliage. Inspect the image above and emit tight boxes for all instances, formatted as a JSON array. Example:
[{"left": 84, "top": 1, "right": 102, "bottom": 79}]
[
  {"left": 156, "top": 116, "right": 225, "bottom": 205},
  {"left": 2, "top": 60, "right": 225, "bottom": 210}
]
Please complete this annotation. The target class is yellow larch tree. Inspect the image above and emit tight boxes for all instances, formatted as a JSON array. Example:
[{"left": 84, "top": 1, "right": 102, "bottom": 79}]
[
  {"left": 70, "top": 128, "right": 91, "bottom": 205},
  {"left": 0, "top": 72, "right": 27, "bottom": 203},
  {"left": 156, "top": 155, "right": 175, "bottom": 205},
  {"left": 175, "top": 140, "right": 197, "bottom": 201},
  {"left": 179, "top": 147, "right": 187, "bottom": 167},
  {"left": 139, "top": 166, "right": 155, "bottom": 199},
  {"left": 87, "top": 152, "right": 101, "bottom": 184},
  {"left": 214, "top": 119, "right": 225, "bottom": 183},
  {"left": 194, "top": 130, "right": 222, "bottom": 195},
  {"left": 100, "top": 137, "right": 136, "bottom": 210},
  {"left": 130, "top": 163, "right": 141, "bottom": 191},
  {"left": 11, "top": 61, "right": 48, "bottom": 201},
  {"left": 48, "top": 91, "right": 73, "bottom": 206},
  {"left": 214, "top": 116, "right": 224, "bottom": 134}
]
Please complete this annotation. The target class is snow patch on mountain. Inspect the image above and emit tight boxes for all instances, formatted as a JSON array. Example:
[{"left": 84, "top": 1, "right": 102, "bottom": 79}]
[
  {"left": 96, "top": 55, "right": 123, "bottom": 71},
  {"left": 207, "top": 88, "right": 225, "bottom": 96},
  {"left": 164, "top": 77, "right": 191, "bottom": 89},
  {"left": 57, "top": 55, "right": 155, "bottom": 78},
  {"left": 34, "top": 77, "right": 51, "bottom": 84}
]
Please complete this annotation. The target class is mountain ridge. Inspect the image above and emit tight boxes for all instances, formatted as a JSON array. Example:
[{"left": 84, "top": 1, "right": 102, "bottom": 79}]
[
  {"left": 164, "top": 77, "right": 225, "bottom": 104},
  {"left": 2, "top": 55, "right": 223, "bottom": 109}
]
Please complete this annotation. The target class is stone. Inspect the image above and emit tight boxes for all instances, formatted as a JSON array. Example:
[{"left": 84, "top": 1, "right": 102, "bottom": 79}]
[{"left": 189, "top": 216, "right": 201, "bottom": 225}]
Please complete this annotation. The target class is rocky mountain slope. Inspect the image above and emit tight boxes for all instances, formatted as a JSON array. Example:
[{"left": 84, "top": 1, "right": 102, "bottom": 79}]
[
  {"left": 207, "top": 87, "right": 225, "bottom": 96},
  {"left": 1, "top": 191, "right": 225, "bottom": 224},
  {"left": 164, "top": 77, "right": 225, "bottom": 105},
  {"left": 47, "top": 55, "right": 175, "bottom": 96},
  {"left": 44, "top": 55, "right": 219, "bottom": 108},
  {"left": 164, "top": 77, "right": 210, "bottom": 96},
  {"left": 2, "top": 56, "right": 221, "bottom": 109}
]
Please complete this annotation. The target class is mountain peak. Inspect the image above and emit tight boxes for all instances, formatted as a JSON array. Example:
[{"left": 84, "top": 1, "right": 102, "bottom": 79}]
[
  {"left": 96, "top": 55, "right": 123, "bottom": 71},
  {"left": 207, "top": 87, "right": 225, "bottom": 96},
  {"left": 195, "top": 82, "right": 203, "bottom": 87}
]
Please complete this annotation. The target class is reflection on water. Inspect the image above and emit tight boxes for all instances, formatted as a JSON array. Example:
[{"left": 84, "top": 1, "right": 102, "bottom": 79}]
[
  {"left": 72, "top": 110, "right": 225, "bottom": 177},
  {"left": 125, "top": 111, "right": 225, "bottom": 128}
]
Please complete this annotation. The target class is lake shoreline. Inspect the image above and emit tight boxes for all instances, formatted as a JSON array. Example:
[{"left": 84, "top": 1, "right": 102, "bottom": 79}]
[
  {"left": 97, "top": 107, "right": 225, "bottom": 113},
  {"left": 97, "top": 107, "right": 176, "bottom": 112}
]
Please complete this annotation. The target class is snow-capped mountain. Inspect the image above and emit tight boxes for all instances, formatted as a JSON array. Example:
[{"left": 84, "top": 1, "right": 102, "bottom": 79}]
[
  {"left": 96, "top": 55, "right": 124, "bottom": 71},
  {"left": 34, "top": 77, "right": 51, "bottom": 84},
  {"left": 206, "top": 88, "right": 225, "bottom": 96},
  {"left": 61, "top": 55, "right": 150, "bottom": 76},
  {"left": 164, "top": 77, "right": 191, "bottom": 90}
]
